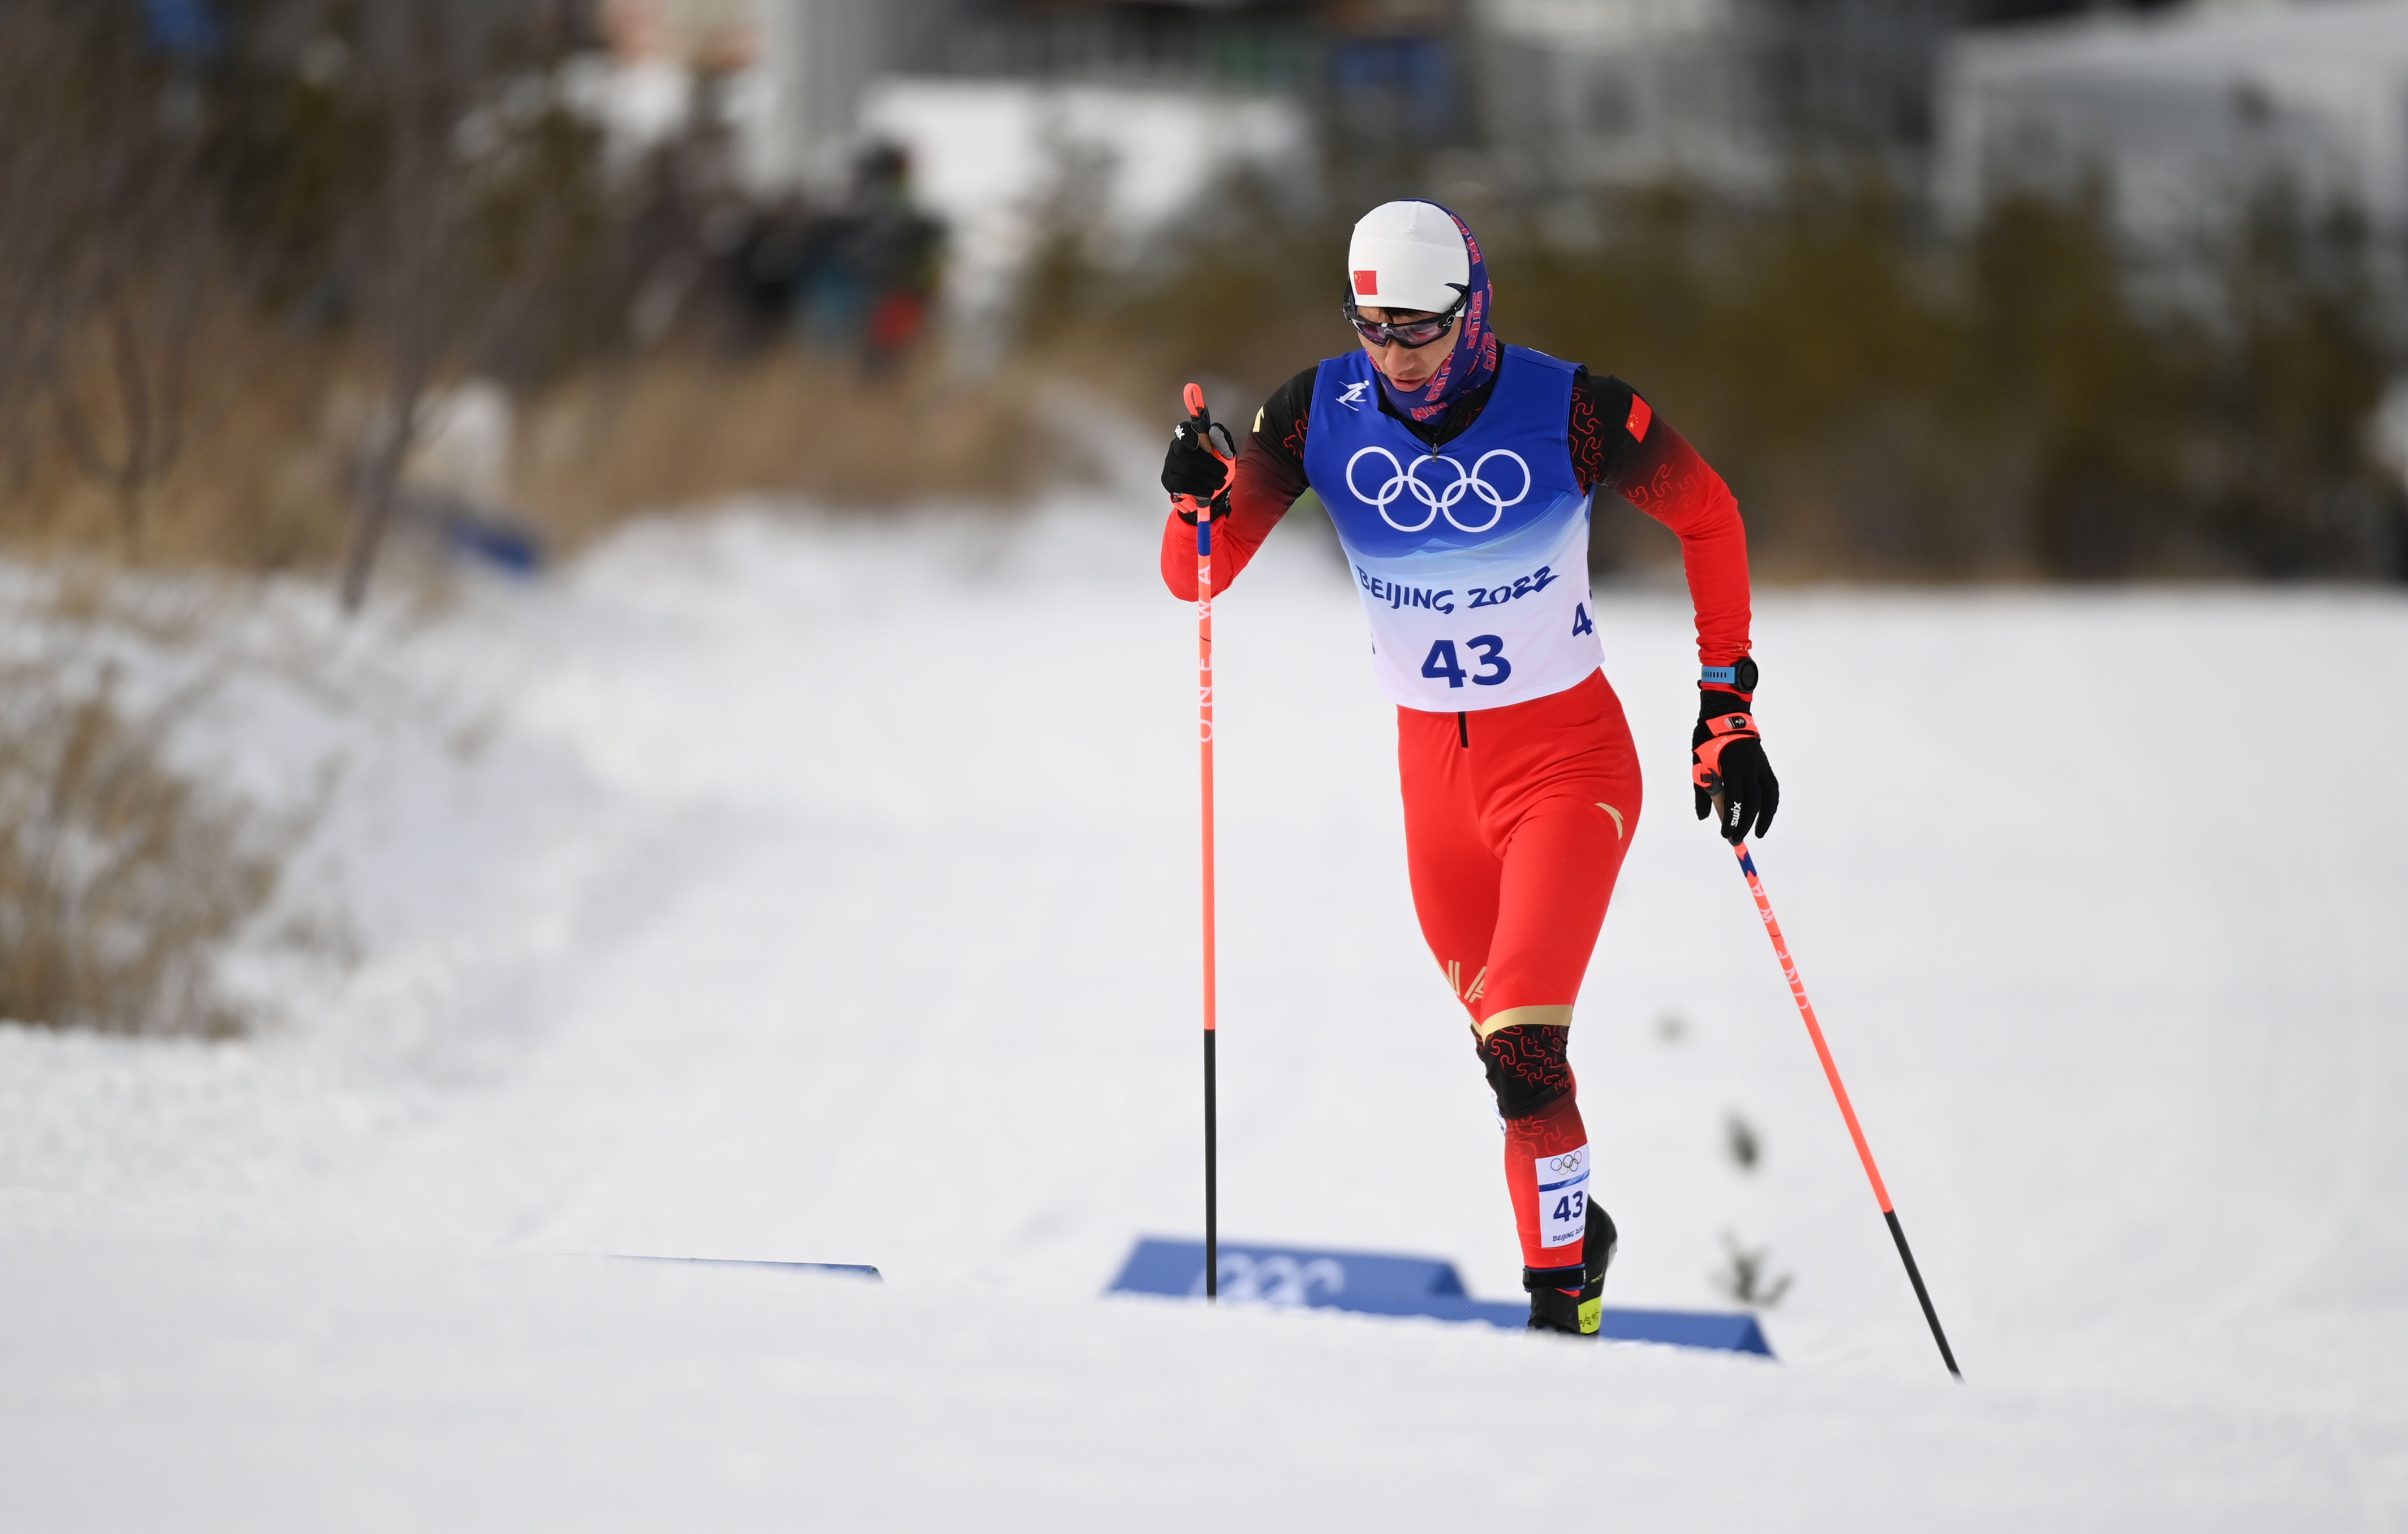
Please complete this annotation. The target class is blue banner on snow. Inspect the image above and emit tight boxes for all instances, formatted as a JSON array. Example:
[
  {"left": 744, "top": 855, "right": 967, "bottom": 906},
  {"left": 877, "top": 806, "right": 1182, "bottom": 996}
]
[{"left": 1107, "top": 1238, "right": 1772, "bottom": 1358}]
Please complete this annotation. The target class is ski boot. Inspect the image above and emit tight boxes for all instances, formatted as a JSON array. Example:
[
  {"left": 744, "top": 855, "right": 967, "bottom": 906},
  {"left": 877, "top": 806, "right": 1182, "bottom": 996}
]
[{"left": 1525, "top": 1200, "right": 1618, "bottom": 1337}]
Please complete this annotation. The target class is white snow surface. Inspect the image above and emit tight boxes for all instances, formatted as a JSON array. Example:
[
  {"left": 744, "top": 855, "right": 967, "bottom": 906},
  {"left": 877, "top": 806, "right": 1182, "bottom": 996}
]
[{"left": 2, "top": 494, "right": 2405, "bottom": 1529}]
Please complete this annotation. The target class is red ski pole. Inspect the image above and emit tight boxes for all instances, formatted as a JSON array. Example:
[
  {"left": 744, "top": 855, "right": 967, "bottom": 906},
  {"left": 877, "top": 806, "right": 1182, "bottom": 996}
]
[
  {"left": 1728, "top": 835, "right": 1962, "bottom": 1380},
  {"left": 1181, "top": 382, "right": 1237, "bottom": 1302}
]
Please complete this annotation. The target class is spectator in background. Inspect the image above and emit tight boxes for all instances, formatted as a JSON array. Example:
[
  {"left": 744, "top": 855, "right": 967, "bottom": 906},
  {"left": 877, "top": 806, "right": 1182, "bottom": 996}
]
[
  {"left": 824, "top": 142, "right": 942, "bottom": 377},
  {"left": 731, "top": 141, "right": 941, "bottom": 375}
]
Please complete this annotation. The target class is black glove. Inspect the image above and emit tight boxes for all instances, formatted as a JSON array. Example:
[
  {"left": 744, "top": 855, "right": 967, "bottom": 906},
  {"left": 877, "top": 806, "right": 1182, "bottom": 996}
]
[
  {"left": 1161, "top": 418, "right": 1234, "bottom": 525},
  {"left": 1692, "top": 688, "right": 1778, "bottom": 843}
]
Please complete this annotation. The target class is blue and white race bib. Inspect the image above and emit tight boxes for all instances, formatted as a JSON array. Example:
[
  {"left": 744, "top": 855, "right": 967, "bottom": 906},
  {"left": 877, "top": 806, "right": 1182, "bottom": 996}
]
[
  {"left": 1302, "top": 346, "right": 1603, "bottom": 711},
  {"left": 1536, "top": 1143, "right": 1592, "bottom": 1249}
]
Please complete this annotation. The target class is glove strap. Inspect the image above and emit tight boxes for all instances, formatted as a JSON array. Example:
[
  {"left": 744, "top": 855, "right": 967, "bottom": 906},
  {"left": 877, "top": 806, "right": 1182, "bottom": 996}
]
[
  {"left": 1690, "top": 710, "right": 1759, "bottom": 790},
  {"left": 1170, "top": 492, "right": 1227, "bottom": 527}
]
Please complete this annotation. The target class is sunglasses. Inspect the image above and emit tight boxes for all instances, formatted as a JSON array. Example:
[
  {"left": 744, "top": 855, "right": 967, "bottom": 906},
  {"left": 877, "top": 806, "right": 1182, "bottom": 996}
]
[{"left": 1342, "top": 290, "right": 1467, "bottom": 350}]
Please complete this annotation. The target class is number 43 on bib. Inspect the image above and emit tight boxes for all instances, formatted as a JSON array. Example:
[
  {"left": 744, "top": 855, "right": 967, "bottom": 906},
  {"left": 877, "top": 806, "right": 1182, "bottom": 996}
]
[{"left": 1421, "top": 635, "right": 1513, "bottom": 690}]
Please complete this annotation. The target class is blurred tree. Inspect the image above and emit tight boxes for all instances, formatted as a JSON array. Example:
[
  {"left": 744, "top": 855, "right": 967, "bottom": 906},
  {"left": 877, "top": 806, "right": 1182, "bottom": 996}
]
[
  {"left": 329, "top": 1, "right": 606, "bottom": 612},
  {"left": 0, "top": 6, "right": 221, "bottom": 553},
  {"left": 0, "top": 1, "right": 624, "bottom": 580},
  {"left": 1104, "top": 151, "right": 2408, "bottom": 580},
  {"left": 1968, "top": 187, "right": 2189, "bottom": 578},
  {"left": 2204, "top": 189, "right": 2396, "bottom": 576}
]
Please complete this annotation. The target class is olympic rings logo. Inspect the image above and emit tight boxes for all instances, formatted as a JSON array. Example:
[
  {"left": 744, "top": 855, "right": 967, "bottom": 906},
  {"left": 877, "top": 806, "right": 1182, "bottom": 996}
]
[
  {"left": 1547, "top": 1152, "right": 1586, "bottom": 1174},
  {"left": 1199, "top": 1254, "right": 1346, "bottom": 1308},
  {"left": 1345, "top": 445, "right": 1531, "bottom": 534}
]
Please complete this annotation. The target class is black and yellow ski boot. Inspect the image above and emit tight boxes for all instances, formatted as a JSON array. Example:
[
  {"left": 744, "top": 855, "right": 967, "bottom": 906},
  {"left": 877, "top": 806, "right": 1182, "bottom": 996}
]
[{"left": 1525, "top": 1201, "right": 1618, "bottom": 1337}]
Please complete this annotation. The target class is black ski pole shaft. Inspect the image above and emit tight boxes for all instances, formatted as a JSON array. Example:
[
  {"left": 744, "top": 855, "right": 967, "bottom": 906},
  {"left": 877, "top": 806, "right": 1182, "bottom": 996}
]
[
  {"left": 1204, "top": 1029, "right": 1217, "bottom": 1300},
  {"left": 1729, "top": 839, "right": 1962, "bottom": 1380}
]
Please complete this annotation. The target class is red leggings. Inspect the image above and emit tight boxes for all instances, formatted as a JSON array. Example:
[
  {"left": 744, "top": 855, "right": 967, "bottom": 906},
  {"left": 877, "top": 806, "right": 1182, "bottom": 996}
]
[{"left": 1397, "top": 669, "right": 1643, "bottom": 1272}]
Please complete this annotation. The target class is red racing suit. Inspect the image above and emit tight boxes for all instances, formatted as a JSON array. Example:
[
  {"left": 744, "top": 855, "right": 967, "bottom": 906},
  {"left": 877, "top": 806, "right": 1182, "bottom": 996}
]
[{"left": 1159, "top": 358, "right": 1753, "bottom": 1278}]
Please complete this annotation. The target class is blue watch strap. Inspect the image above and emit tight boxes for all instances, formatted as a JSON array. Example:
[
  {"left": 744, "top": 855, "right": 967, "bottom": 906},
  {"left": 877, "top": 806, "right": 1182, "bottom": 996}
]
[{"left": 1701, "top": 656, "right": 1759, "bottom": 691}]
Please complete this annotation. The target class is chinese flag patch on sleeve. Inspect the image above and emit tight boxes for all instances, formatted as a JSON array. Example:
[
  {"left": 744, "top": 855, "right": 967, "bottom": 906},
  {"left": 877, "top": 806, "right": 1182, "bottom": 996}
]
[
  {"left": 1352, "top": 269, "right": 1379, "bottom": 297},
  {"left": 1625, "top": 393, "right": 1653, "bottom": 442}
]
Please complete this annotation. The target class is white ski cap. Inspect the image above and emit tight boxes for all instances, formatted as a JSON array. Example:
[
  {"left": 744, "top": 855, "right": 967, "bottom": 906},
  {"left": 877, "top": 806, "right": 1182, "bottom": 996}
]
[{"left": 1347, "top": 200, "right": 1468, "bottom": 315}]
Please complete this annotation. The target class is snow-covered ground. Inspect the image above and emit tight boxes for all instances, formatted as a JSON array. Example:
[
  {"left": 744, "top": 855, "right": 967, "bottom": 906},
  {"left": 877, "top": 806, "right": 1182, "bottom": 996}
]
[{"left": 1, "top": 492, "right": 2403, "bottom": 1529}]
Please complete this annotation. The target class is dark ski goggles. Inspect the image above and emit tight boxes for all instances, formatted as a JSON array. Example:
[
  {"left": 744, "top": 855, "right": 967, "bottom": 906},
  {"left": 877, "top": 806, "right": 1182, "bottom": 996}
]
[{"left": 1342, "top": 290, "right": 1466, "bottom": 349}]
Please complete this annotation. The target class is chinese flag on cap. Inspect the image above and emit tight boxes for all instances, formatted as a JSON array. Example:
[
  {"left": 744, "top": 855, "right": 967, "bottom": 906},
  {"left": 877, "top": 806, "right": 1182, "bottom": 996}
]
[{"left": 1352, "top": 269, "right": 1379, "bottom": 296}]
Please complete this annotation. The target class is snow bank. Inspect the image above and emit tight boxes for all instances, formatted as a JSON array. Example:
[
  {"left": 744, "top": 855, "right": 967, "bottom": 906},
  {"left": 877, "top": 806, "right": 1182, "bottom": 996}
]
[{"left": 1, "top": 502, "right": 2402, "bottom": 1527}]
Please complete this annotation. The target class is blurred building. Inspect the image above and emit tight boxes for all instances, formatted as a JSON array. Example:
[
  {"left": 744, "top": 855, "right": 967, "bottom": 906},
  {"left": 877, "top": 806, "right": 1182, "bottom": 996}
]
[
  {"left": 1471, "top": 0, "right": 2134, "bottom": 199},
  {"left": 736, "top": 0, "right": 959, "bottom": 192},
  {"left": 1471, "top": 0, "right": 1768, "bottom": 192},
  {"left": 594, "top": 0, "right": 953, "bottom": 192},
  {"left": 597, "top": 0, "right": 2308, "bottom": 297},
  {"left": 593, "top": 1, "right": 1485, "bottom": 188},
  {"left": 1937, "top": 0, "right": 2408, "bottom": 236},
  {"left": 859, "top": 78, "right": 1304, "bottom": 325},
  {"left": 601, "top": 1, "right": 2195, "bottom": 216},
  {"left": 925, "top": 0, "right": 1330, "bottom": 92}
]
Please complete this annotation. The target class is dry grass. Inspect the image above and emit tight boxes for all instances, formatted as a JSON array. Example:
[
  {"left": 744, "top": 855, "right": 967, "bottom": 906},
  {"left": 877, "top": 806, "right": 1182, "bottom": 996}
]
[
  {"left": 4, "top": 309, "right": 1071, "bottom": 581},
  {"left": 0, "top": 652, "right": 283, "bottom": 1036},
  {"left": 511, "top": 346, "right": 1049, "bottom": 549},
  {"left": 0, "top": 312, "right": 355, "bottom": 575}
]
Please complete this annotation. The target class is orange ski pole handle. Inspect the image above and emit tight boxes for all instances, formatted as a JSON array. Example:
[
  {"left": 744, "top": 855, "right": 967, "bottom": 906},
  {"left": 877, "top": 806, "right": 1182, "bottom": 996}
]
[
  {"left": 1726, "top": 828, "right": 1962, "bottom": 1379},
  {"left": 1183, "top": 382, "right": 1233, "bottom": 1301},
  {"left": 1181, "top": 384, "right": 1240, "bottom": 479}
]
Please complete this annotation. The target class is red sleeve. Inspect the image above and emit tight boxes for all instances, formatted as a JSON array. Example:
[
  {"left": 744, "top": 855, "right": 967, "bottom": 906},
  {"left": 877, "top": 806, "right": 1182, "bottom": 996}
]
[
  {"left": 1606, "top": 410, "right": 1752, "bottom": 669},
  {"left": 1158, "top": 432, "right": 1309, "bottom": 600}
]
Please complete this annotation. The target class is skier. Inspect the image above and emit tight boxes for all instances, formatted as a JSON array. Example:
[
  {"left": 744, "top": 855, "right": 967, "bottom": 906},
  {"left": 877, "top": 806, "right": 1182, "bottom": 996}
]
[{"left": 1157, "top": 200, "right": 1778, "bottom": 1336}]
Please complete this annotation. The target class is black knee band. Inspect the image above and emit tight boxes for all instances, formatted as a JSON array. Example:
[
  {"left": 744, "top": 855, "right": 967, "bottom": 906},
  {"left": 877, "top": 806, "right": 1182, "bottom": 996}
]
[{"left": 1475, "top": 1024, "right": 1573, "bottom": 1120}]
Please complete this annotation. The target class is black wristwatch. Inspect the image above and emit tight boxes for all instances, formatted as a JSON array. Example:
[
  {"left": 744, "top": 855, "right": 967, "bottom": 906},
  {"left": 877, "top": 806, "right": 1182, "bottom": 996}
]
[{"left": 1700, "top": 657, "right": 1758, "bottom": 692}]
